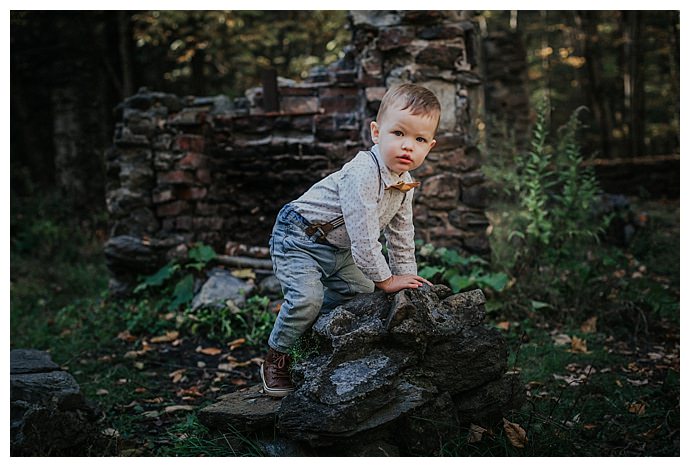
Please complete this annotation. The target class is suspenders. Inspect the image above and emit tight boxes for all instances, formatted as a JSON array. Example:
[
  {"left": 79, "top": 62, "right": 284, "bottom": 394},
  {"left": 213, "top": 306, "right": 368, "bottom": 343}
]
[{"left": 304, "top": 151, "right": 406, "bottom": 243}]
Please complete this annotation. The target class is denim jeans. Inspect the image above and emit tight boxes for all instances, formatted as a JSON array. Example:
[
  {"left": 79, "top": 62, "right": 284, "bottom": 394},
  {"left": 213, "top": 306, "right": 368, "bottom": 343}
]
[{"left": 268, "top": 204, "right": 375, "bottom": 353}]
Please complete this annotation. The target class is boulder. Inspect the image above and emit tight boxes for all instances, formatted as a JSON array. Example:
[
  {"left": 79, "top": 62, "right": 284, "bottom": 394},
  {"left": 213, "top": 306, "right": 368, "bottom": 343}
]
[
  {"left": 191, "top": 267, "right": 255, "bottom": 310},
  {"left": 10, "top": 349, "right": 107, "bottom": 456},
  {"left": 199, "top": 285, "right": 523, "bottom": 455}
]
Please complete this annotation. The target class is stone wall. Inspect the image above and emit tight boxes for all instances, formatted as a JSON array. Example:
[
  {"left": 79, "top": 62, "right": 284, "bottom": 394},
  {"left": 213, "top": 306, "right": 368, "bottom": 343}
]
[{"left": 105, "top": 11, "right": 491, "bottom": 288}]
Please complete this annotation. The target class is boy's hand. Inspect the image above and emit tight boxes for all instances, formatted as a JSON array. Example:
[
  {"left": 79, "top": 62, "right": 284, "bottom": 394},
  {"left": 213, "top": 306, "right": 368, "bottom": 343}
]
[{"left": 375, "top": 274, "right": 433, "bottom": 293}]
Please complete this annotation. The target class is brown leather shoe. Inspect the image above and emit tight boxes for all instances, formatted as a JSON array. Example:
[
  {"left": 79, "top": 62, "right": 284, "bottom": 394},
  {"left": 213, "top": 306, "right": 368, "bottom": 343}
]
[{"left": 260, "top": 348, "right": 294, "bottom": 397}]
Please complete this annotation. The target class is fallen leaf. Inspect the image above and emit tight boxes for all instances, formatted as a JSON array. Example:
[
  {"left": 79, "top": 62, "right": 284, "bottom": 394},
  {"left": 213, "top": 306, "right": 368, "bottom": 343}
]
[
  {"left": 628, "top": 402, "right": 646, "bottom": 415},
  {"left": 133, "top": 362, "right": 145, "bottom": 370},
  {"left": 467, "top": 423, "right": 488, "bottom": 443},
  {"left": 217, "top": 363, "right": 238, "bottom": 372},
  {"left": 230, "top": 378, "right": 247, "bottom": 386},
  {"left": 626, "top": 378, "right": 649, "bottom": 387},
  {"left": 96, "top": 388, "right": 109, "bottom": 396},
  {"left": 552, "top": 334, "right": 572, "bottom": 346},
  {"left": 553, "top": 373, "right": 587, "bottom": 386},
  {"left": 583, "top": 423, "right": 597, "bottom": 430},
  {"left": 496, "top": 321, "right": 511, "bottom": 331},
  {"left": 164, "top": 405, "right": 195, "bottom": 414},
  {"left": 176, "top": 387, "right": 204, "bottom": 398},
  {"left": 169, "top": 369, "right": 186, "bottom": 383},
  {"left": 503, "top": 418, "right": 528, "bottom": 448},
  {"left": 117, "top": 330, "right": 137, "bottom": 342},
  {"left": 231, "top": 268, "right": 256, "bottom": 279},
  {"left": 134, "top": 387, "right": 147, "bottom": 393},
  {"left": 123, "top": 350, "right": 144, "bottom": 359},
  {"left": 197, "top": 361, "right": 206, "bottom": 368},
  {"left": 142, "top": 410, "right": 160, "bottom": 419},
  {"left": 570, "top": 336, "right": 588, "bottom": 353},
  {"left": 151, "top": 330, "right": 179, "bottom": 344},
  {"left": 141, "top": 397, "right": 165, "bottom": 404},
  {"left": 196, "top": 346, "right": 222, "bottom": 356},
  {"left": 227, "top": 337, "right": 246, "bottom": 350},
  {"left": 642, "top": 425, "right": 661, "bottom": 439},
  {"left": 580, "top": 316, "right": 597, "bottom": 333},
  {"left": 615, "top": 379, "right": 623, "bottom": 387}
]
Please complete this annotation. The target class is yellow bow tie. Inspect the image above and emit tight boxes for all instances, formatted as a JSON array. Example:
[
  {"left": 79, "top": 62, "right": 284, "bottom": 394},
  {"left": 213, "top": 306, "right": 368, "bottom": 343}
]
[{"left": 386, "top": 180, "right": 421, "bottom": 193}]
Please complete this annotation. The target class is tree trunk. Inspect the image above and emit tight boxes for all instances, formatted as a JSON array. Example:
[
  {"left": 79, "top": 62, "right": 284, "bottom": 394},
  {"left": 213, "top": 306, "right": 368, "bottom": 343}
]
[
  {"left": 51, "top": 12, "right": 108, "bottom": 211},
  {"left": 576, "top": 10, "right": 614, "bottom": 158},
  {"left": 621, "top": 11, "right": 645, "bottom": 158},
  {"left": 117, "top": 11, "right": 134, "bottom": 98}
]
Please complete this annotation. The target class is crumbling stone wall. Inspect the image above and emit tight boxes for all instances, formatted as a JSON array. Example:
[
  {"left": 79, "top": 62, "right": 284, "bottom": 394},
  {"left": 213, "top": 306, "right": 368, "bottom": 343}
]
[{"left": 105, "top": 11, "right": 491, "bottom": 288}]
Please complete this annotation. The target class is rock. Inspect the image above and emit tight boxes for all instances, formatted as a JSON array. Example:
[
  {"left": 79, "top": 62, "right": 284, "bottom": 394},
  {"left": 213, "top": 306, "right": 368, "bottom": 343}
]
[
  {"left": 258, "top": 274, "right": 282, "bottom": 298},
  {"left": 199, "top": 286, "right": 523, "bottom": 455},
  {"left": 103, "top": 234, "right": 188, "bottom": 294},
  {"left": 198, "top": 385, "right": 282, "bottom": 432},
  {"left": 10, "top": 349, "right": 107, "bottom": 456},
  {"left": 191, "top": 268, "right": 255, "bottom": 310},
  {"left": 11, "top": 349, "right": 61, "bottom": 374}
]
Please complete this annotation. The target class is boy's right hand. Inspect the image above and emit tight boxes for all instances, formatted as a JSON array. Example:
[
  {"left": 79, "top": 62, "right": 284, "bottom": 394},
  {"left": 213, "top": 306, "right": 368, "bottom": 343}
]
[{"left": 374, "top": 274, "right": 433, "bottom": 293}]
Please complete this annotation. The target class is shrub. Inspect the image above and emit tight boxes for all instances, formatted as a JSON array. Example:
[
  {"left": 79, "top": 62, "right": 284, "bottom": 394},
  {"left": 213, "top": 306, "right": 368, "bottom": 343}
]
[{"left": 483, "top": 100, "right": 611, "bottom": 317}]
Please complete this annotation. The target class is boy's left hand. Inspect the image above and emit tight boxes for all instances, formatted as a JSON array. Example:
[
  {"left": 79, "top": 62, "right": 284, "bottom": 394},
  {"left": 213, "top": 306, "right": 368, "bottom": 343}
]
[{"left": 374, "top": 274, "right": 433, "bottom": 293}]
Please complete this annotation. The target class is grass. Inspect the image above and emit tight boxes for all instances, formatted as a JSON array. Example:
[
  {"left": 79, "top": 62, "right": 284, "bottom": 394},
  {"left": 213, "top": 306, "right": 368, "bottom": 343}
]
[
  {"left": 442, "top": 320, "right": 679, "bottom": 456},
  {"left": 10, "top": 192, "right": 680, "bottom": 456}
]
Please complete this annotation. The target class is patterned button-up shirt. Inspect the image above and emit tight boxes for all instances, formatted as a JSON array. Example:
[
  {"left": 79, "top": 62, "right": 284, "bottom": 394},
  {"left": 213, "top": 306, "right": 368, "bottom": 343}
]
[{"left": 292, "top": 144, "right": 417, "bottom": 282}]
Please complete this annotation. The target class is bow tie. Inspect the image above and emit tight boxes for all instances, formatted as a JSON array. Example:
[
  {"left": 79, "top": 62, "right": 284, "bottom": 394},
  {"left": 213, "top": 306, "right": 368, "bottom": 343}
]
[{"left": 386, "top": 180, "right": 421, "bottom": 193}]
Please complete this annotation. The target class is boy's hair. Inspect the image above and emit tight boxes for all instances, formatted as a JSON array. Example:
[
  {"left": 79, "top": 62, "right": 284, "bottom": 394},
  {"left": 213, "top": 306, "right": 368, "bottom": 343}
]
[{"left": 376, "top": 83, "right": 441, "bottom": 133}]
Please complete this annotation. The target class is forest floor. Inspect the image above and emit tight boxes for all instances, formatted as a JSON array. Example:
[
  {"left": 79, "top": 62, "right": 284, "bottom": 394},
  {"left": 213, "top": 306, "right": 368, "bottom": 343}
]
[{"left": 10, "top": 196, "right": 680, "bottom": 456}]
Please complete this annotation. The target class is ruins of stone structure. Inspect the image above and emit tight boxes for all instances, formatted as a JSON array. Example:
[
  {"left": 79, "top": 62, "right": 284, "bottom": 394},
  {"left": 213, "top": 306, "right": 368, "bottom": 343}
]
[{"left": 105, "top": 11, "right": 492, "bottom": 289}]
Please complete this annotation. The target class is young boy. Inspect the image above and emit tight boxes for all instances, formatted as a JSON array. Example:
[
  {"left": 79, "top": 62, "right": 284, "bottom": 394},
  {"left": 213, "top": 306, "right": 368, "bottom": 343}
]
[{"left": 262, "top": 83, "right": 440, "bottom": 397}]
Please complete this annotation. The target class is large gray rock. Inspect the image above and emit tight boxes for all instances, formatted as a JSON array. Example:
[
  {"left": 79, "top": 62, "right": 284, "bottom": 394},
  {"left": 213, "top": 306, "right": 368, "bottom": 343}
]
[
  {"left": 191, "top": 268, "right": 255, "bottom": 310},
  {"left": 200, "top": 286, "right": 523, "bottom": 455},
  {"left": 10, "top": 349, "right": 106, "bottom": 456}
]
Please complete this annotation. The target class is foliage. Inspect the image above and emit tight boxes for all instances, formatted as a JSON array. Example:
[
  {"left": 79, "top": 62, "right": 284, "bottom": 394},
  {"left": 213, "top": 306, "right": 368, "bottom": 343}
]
[
  {"left": 483, "top": 102, "right": 611, "bottom": 316},
  {"left": 185, "top": 295, "right": 274, "bottom": 344},
  {"left": 158, "top": 414, "right": 264, "bottom": 457},
  {"left": 131, "top": 11, "right": 349, "bottom": 97},
  {"left": 130, "top": 243, "right": 274, "bottom": 344},
  {"left": 133, "top": 243, "right": 217, "bottom": 311},
  {"left": 416, "top": 242, "right": 509, "bottom": 296},
  {"left": 483, "top": 10, "right": 679, "bottom": 158}
]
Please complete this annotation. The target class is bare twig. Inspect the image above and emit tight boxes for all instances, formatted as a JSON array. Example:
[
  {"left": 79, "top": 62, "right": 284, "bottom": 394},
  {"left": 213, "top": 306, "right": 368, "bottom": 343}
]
[{"left": 214, "top": 255, "right": 273, "bottom": 270}]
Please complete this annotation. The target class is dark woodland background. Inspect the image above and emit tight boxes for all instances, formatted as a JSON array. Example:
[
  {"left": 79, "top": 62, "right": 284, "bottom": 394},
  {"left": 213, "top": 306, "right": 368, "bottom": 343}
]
[{"left": 10, "top": 10, "right": 680, "bottom": 213}]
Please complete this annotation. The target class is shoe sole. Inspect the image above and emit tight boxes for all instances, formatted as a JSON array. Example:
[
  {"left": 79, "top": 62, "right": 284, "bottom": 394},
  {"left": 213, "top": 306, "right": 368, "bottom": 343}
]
[{"left": 260, "top": 363, "right": 294, "bottom": 398}]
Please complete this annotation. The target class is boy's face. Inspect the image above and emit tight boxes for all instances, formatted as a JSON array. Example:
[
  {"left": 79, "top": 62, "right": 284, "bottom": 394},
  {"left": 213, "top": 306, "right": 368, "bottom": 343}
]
[{"left": 370, "top": 106, "right": 438, "bottom": 175}]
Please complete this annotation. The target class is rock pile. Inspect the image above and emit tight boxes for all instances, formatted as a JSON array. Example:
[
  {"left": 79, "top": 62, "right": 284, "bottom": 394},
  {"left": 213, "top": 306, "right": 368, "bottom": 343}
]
[{"left": 199, "top": 285, "right": 523, "bottom": 455}]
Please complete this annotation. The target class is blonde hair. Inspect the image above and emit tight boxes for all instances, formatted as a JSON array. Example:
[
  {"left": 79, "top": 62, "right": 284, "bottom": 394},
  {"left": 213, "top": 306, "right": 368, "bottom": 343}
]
[{"left": 376, "top": 83, "right": 441, "bottom": 133}]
